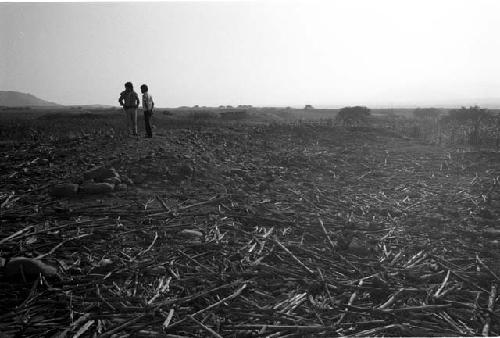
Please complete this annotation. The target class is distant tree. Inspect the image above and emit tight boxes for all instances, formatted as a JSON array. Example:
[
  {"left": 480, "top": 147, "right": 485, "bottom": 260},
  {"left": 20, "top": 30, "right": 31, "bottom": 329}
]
[
  {"left": 443, "top": 105, "right": 490, "bottom": 123},
  {"left": 336, "top": 106, "right": 371, "bottom": 126},
  {"left": 304, "top": 105, "right": 314, "bottom": 110},
  {"left": 413, "top": 108, "right": 440, "bottom": 120}
]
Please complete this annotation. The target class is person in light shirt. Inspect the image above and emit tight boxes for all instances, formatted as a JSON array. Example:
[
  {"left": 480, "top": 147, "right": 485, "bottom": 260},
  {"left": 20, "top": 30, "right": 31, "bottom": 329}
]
[{"left": 140, "top": 84, "right": 155, "bottom": 138}]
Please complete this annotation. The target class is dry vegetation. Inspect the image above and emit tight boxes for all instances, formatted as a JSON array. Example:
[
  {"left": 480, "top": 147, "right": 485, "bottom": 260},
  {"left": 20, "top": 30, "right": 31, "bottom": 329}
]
[{"left": 1, "top": 108, "right": 500, "bottom": 337}]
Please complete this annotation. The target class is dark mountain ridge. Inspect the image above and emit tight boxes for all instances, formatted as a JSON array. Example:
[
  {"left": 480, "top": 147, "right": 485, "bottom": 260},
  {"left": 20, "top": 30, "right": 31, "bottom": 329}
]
[{"left": 0, "top": 91, "right": 60, "bottom": 107}]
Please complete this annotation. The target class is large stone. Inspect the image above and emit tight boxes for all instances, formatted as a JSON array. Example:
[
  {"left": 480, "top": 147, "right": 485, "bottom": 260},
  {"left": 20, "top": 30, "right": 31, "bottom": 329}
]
[
  {"left": 115, "top": 183, "right": 128, "bottom": 191},
  {"left": 79, "top": 182, "right": 115, "bottom": 195},
  {"left": 5, "top": 257, "right": 58, "bottom": 280},
  {"left": 83, "top": 167, "right": 119, "bottom": 182},
  {"left": 50, "top": 184, "right": 79, "bottom": 197}
]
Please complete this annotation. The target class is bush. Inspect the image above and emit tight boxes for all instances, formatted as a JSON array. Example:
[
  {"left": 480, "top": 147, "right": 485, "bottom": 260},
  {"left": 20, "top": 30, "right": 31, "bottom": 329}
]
[
  {"left": 443, "top": 106, "right": 490, "bottom": 123},
  {"left": 335, "top": 106, "right": 371, "bottom": 126},
  {"left": 219, "top": 110, "right": 249, "bottom": 120},
  {"left": 188, "top": 110, "right": 218, "bottom": 120}
]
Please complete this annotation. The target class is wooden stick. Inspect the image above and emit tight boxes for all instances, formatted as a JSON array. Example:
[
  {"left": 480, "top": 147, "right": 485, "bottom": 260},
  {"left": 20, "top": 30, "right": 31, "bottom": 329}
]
[
  {"left": 36, "top": 234, "right": 90, "bottom": 259},
  {"left": 318, "top": 218, "right": 336, "bottom": 252},
  {"left": 482, "top": 284, "right": 497, "bottom": 337},
  {"left": 0, "top": 225, "right": 34, "bottom": 245},
  {"left": 166, "top": 284, "right": 247, "bottom": 330},
  {"left": 273, "top": 237, "right": 315, "bottom": 275},
  {"left": 336, "top": 279, "right": 364, "bottom": 325},
  {"left": 379, "top": 288, "right": 403, "bottom": 309},
  {"left": 188, "top": 315, "right": 223, "bottom": 338},
  {"left": 476, "top": 255, "right": 500, "bottom": 282},
  {"left": 100, "top": 314, "right": 148, "bottom": 338},
  {"left": 138, "top": 231, "right": 158, "bottom": 256},
  {"left": 434, "top": 270, "right": 451, "bottom": 299}
]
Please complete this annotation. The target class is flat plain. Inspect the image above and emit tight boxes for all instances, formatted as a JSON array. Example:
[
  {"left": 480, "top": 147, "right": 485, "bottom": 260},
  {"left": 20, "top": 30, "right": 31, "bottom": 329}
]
[{"left": 1, "top": 108, "right": 500, "bottom": 337}]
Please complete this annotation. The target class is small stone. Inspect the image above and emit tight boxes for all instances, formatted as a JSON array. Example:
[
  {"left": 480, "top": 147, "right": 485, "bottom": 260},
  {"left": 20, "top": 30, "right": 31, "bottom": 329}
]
[
  {"left": 178, "top": 229, "right": 203, "bottom": 240},
  {"left": 97, "top": 258, "right": 113, "bottom": 267},
  {"left": 92, "top": 258, "right": 115, "bottom": 273},
  {"left": 115, "top": 184, "right": 128, "bottom": 191},
  {"left": 50, "top": 184, "right": 79, "bottom": 197},
  {"left": 5, "top": 257, "right": 58, "bottom": 280},
  {"left": 79, "top": 183, "right": 115, "bottom": 195},
  {"left": 83, "top": 167, "right": 119, "bottom": 182}
]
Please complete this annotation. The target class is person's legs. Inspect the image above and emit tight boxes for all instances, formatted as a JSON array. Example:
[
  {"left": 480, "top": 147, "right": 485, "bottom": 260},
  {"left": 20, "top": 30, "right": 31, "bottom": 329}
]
[
  {"left": 144, "top": 111, "right": 153, "bottom": 138},
  {"left": 125, "top": 108, "right": 134, "bottom": 133},
  {"left": 132, "top": 109, "right": 138, "bottom": 135},
  {"left": 125, "top": 109, "right": 132, "bottom": 134},
  {"left": 126, "top": 108, "right": 138, "bottom": 135}
]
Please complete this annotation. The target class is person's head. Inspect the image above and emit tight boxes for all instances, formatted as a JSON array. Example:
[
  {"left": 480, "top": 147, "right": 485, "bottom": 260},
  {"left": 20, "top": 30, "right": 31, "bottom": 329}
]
[
  {"left": 124, "top": 82, "right": 133, "bottom": 91},
  {"left": 140, "top": 84, "right": 148, "bottom": 93}
]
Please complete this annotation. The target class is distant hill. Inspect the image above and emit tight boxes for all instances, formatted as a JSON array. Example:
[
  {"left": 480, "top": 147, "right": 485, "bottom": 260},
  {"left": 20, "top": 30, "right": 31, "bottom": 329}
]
[{"left": 0, "top": 91, "right": 60, "bottom": 107}]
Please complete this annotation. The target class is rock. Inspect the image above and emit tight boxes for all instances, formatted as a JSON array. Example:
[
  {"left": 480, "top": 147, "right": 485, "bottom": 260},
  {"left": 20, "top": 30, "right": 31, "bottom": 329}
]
[
  {"left": 104, "top": 177, "right": 121, "bottom": 185},
  {"left": 478, "top": 208, "right": 494, "bottom": 219},
  {"left": 483, "top": 228, "right": 500, "bottom": 238},
  {"left": 83, "top": 167, "right": 119, "bottom": 182},
  {"left": 5, "top": 257, "right": 58, "bottom": 280},
  {"left": 177, "top": 164, "right": 194, "bottom": 178},
  {"left": 50, "top": 184, "right": 79, "bottom": 197},
  {"left": 121, "top": 175, "right": 134, "bottom": 184},
  {"left": 79, "top": 183, "right": 115, "bottom": 195},
  {"left": 178, "top": 229, "right": 203, "bottom": 241},
  {"left": 347, "top": 237, "right": 374, "bottom": 256}
]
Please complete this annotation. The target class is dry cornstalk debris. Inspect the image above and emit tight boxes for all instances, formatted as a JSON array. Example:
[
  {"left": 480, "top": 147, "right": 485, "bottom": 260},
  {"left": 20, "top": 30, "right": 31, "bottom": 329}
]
[{"left": 1, "top": 119, "right": 500, "bottom": 337}]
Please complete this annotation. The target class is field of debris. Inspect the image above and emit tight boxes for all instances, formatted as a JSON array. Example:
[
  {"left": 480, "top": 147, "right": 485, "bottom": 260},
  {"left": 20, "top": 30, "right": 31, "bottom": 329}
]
[{"left": 1, "top": 110, "right": 500, "bottom": 337}]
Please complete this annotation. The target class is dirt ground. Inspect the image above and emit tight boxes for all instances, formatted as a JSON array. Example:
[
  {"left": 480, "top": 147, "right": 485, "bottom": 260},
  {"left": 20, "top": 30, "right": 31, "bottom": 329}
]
[{"left": 1, "top": 116, "right": 500, "bottom": 337}]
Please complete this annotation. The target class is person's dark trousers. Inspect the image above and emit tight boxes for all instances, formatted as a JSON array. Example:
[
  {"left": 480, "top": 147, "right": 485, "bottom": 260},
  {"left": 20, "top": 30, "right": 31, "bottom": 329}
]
[{"left": 144, "top": 110, "right": 153, "bottom": 138}]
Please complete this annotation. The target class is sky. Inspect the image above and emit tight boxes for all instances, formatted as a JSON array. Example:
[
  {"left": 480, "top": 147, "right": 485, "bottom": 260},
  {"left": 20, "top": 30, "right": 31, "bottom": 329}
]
[{"left": 1, "top": 0, "right": 500, "bottom": 108}]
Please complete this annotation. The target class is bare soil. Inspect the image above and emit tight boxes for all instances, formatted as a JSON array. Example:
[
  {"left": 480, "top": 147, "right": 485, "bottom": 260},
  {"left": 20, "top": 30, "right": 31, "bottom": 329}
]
[{"left": 1, "top": 115, "right": 500, "bottom": 337}]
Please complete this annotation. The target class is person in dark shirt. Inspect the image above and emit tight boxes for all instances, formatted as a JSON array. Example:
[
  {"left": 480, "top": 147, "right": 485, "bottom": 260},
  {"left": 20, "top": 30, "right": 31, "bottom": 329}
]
[{"left": 118, "top": 82, "right": 140, "bottom": 136}]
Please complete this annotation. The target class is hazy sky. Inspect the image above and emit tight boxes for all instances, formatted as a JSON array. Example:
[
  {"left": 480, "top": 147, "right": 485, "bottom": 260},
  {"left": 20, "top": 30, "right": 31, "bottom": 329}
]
[{"left": 1, "top": 0, "right": 500, "bottom": 107}]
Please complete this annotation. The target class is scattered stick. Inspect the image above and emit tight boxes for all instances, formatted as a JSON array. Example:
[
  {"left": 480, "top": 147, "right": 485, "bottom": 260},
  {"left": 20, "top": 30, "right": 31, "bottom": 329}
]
[
  {"left": 273, "top": 237, "right": 315, "bottom": 275},
  {"left": 318, "top": 217, "right": 336, "bottom": 251},
  {"left": 137, "top": 231, "right": 158, "bottom": 256},
  {"left": 166, "top": 284, "right": 247, "bottom": 330},
  {"left": 434, "top": 270, "right": 451, "bottom": 299},
  {"left": 0, "top": 225, "right": 34, "bottom": 245},
  {"left": 188, "top": 315, "right": 223, "bottom": 338},
  {"left": 36, "top": 234, "right": 90, "bottom": 260},
  {"left": 476, "top": 255, "right": 500, "bottom": 282},
  {"left": 482, "top": 284, "right": 497, "bottom": 337}
]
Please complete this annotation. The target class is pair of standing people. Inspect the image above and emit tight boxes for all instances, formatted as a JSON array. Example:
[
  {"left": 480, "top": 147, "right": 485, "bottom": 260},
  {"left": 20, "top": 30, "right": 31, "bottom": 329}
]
[{"left": 119, "top": 82, "right": 154, "bottom": 138}]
